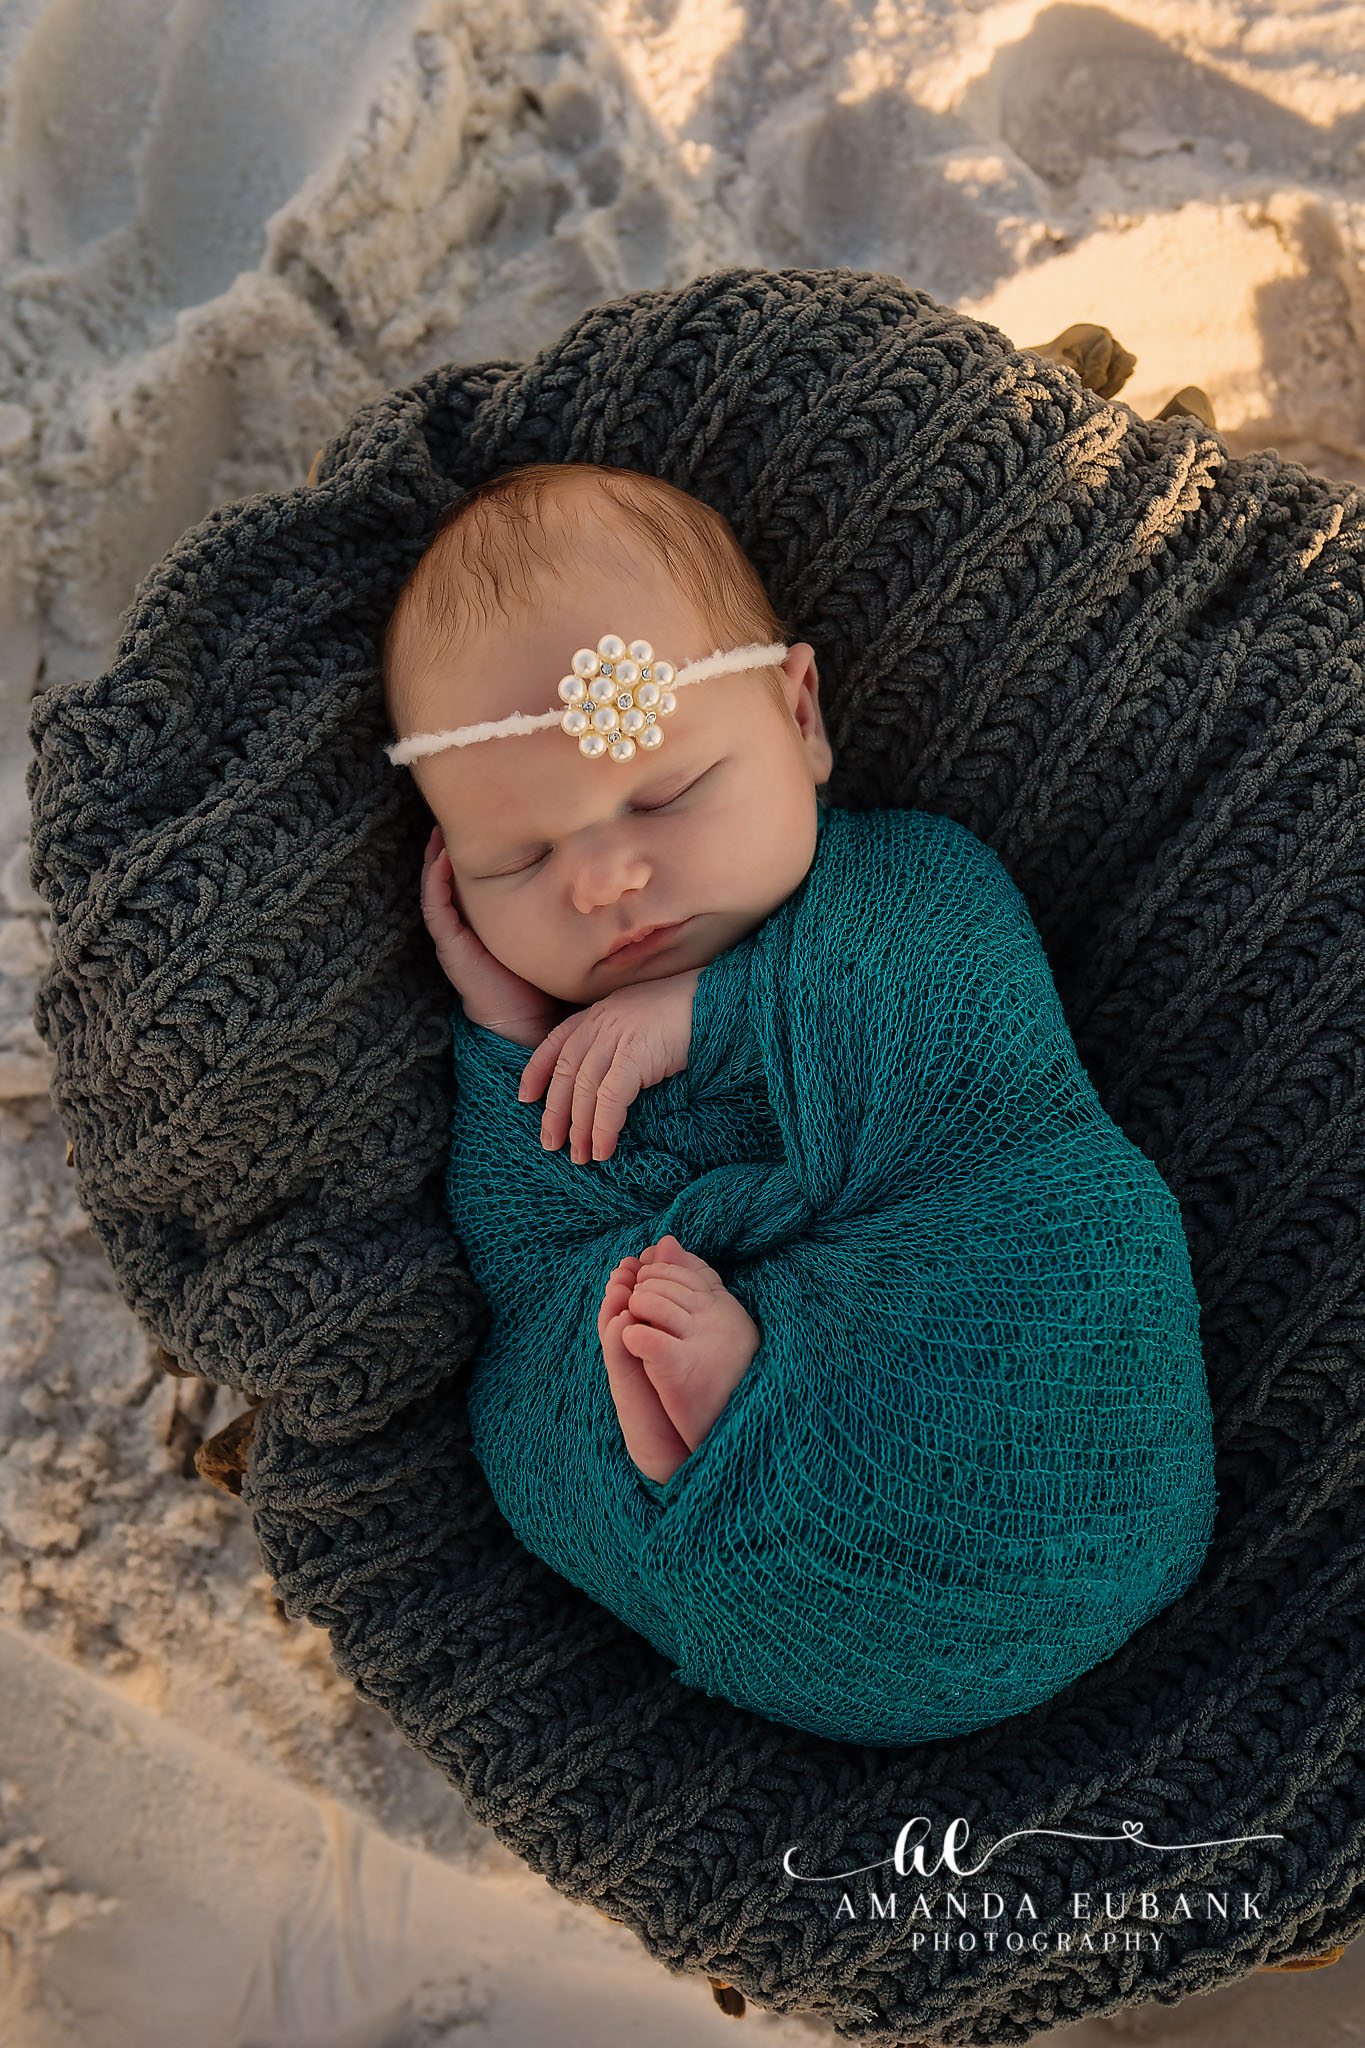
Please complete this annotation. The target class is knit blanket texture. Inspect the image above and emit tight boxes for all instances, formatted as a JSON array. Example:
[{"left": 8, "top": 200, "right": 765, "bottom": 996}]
[
  {"left": 449, "top": 801, "right": 1218, "bottom": 1746},
  {"left": 24, "top": 266, "right": 1365, "bottom": 2044}
]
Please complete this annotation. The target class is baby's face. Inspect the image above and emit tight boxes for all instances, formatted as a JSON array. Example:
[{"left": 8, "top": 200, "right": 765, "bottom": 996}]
[{"left": 401, "top": 556, "right": 833, "bottom": 1009}]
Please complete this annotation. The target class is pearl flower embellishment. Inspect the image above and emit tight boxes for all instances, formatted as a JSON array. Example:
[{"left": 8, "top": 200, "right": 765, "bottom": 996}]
[{"left": 556, "top": 635, "right": 678, "bottom": 763}]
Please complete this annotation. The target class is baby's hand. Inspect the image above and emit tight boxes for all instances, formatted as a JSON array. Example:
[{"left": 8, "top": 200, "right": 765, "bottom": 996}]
[
  {"left": 422, "top": 825, "right": 567, "bottom": 1049},
  {"left": 518, "top": 966, "right": 702, "bottom": 1164}
]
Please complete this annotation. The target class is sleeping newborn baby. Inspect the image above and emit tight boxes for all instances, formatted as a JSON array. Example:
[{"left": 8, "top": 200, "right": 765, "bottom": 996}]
[
  {"left": 382, "top": 458, "right": 1218, "bottom": 1747},
  {"left": 386, "top": 461, "right": 828, "bottom": 1486}
]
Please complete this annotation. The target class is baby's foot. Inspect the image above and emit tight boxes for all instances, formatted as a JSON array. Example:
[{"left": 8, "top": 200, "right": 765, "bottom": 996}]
[{"left": 597, "top": 1233, "right": 761, "bottom": 1485}]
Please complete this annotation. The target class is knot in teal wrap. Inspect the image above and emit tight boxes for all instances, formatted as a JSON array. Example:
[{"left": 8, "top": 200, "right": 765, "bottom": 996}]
[{"left": 446, "top": 804, "right": 1217, "bottom": 1745}]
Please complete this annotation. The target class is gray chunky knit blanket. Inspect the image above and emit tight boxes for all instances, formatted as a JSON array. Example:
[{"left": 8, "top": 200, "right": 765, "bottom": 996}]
[{"left": 26, "top": 266, "right": 1365, "bottom": 2045}]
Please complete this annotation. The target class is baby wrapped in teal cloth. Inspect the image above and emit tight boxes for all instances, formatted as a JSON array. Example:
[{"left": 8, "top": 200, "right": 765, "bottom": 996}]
[
  {"left": 381, "top": 458, "right": 1218, "bottom": 1748},
  {"left": 442, "top": 797, "right": 1218, "bottom": 1747}
]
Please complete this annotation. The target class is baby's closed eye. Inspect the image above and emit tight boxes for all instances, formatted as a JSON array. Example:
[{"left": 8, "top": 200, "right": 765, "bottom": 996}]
[{"left": 484, "top": 771, "right": 710, "bottom": 878}]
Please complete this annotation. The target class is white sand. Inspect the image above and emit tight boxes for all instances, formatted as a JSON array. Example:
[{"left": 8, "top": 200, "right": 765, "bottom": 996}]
[{"left": 2, "top": 1, "right": 1363, "bottom": 2039}]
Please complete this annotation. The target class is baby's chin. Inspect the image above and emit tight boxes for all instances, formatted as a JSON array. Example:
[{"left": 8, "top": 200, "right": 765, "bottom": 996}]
[{"left": 594, "top": 956, "right": 692, "bottom": 993}]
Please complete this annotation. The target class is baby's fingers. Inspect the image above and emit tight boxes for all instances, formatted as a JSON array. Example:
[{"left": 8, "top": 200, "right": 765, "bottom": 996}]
[
  {"left": 511, "top": 1015, "right": 577, "bottom": 1114},
  {"left": 517, "top": 1017, "right": 575, "bottom": 1103},
  {"left": 543, "top": 1028, "right": 621, "bottom": 1162},
  {"left": 422, "top": 826, "right": 450, "bottom": 892},
  {"left": 420, "top": 836, "right": 463, "bottom": 937},
  {"left": 580, "top": 1043, "right": 644, "bottom": 1163},
  {"left": 536, "top": 1026, "right": 597, "bottom": 1154}
]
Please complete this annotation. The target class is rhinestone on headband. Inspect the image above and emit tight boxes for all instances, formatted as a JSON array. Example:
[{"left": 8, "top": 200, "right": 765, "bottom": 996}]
[{"left": 558, "top": 634, "right": 677, "bottom": 763}]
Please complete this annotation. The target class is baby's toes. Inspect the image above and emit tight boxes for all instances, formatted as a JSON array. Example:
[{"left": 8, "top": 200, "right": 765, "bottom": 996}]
[
  {"left": 646, "top": 1233, "right": 721, "bottom": 1284},
  {"left": 597, "top": 1263, "right": 638, "bottom": 1343},
  {"left": 643, "top": 1232, "right": 692, "bottom": 1265}
]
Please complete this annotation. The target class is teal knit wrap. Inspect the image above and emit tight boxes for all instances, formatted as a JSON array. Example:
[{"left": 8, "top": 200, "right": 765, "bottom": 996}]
[{"left": 446, "top": 803, "right": 1218, "bottom": 1745}]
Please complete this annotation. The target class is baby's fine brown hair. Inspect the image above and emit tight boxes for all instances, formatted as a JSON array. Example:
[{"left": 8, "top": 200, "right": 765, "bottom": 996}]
[{"left": 382, "top": 462, "right": 794, "bottom": 742}]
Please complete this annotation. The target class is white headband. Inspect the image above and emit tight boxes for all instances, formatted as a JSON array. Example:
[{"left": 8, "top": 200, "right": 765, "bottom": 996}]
[{"left": 384, "top": 635, "right": 789, "bottom": 768}]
